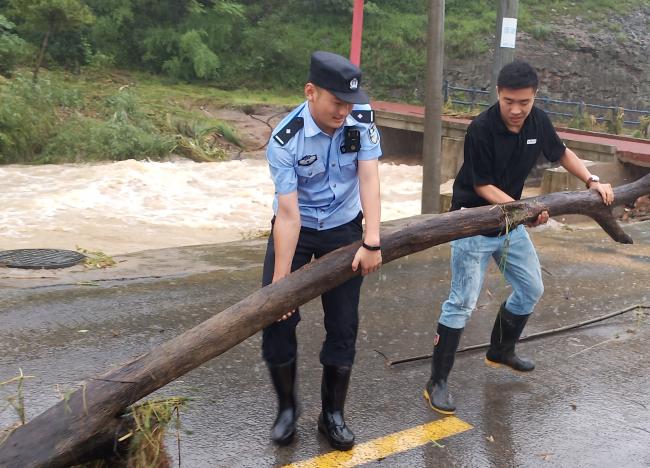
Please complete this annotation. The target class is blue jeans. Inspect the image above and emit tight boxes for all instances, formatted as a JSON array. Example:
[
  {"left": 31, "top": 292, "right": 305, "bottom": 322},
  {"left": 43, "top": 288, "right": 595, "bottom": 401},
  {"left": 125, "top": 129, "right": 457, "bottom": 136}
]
[{"left": 439, "top": 225, "right": 544, "bottom": 329}]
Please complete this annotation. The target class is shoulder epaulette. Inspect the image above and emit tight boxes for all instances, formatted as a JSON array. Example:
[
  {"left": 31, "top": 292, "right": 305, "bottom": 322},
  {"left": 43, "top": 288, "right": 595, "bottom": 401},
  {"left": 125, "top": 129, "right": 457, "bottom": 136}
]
[
  {"left": 273, "top": 117, "right": 304, "bottom": 146},
  {"left": 351, "top": 110, "right": 374, "bottom": 124}
]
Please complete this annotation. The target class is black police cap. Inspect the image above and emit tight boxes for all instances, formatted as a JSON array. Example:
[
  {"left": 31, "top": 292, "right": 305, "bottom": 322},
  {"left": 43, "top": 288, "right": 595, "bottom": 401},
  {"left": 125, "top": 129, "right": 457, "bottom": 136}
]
[{"left": 308, "top": 51, "right": 369, "bottom": 104}]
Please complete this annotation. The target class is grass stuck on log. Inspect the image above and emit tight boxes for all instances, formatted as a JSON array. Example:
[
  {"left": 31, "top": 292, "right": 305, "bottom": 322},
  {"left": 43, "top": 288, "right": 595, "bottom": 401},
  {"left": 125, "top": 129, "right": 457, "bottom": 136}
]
[
  {"left": 1, "top": 367, "right": 188, "bottom": 467},
  {"left": 111, "top": 397, "right": 187, "bottom": 468},
  {"left": 0, "top": 369, "right": 188, "bottom": 468},
  {"left": 70, "top": 395, "right": 188, "bottom": 467},
  {"left": 0, "top": 369, "right": 34, "bottom": 445}
]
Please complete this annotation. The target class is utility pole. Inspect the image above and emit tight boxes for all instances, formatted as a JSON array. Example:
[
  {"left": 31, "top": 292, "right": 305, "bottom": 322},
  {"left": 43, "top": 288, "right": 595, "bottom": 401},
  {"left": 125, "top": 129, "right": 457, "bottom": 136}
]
[
  {"left": 490, "top": 0, "right": 519, "bottom": 102},
  {"left": 421, "top": 0, "right": 445, "bottom": 214}
]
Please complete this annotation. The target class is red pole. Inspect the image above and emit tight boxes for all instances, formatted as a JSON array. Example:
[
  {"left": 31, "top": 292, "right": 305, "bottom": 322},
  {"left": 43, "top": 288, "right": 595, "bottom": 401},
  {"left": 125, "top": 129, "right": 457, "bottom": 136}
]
[{"left": 350, "top": 0, "right": 364, "bottom": 66}]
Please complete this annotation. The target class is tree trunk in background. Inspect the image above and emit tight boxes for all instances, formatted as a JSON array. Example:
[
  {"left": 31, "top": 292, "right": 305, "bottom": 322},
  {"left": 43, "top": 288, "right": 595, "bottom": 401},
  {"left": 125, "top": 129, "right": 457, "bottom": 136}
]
[{"left": 33, "top": 26, "right": 51, "bottom": 83}]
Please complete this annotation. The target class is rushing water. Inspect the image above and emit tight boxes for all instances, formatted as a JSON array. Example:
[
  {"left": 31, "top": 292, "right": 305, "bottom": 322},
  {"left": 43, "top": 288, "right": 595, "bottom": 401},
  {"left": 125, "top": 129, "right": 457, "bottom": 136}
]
[{"left": 0, "top": 158, "right": 423, "bottom": 255}]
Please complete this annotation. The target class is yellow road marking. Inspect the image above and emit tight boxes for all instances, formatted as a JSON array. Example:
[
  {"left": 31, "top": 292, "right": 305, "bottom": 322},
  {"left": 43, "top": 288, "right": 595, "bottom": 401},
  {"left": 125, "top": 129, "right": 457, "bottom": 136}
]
[{"left": 284, "top": 416, "right": 472, "bottom": 468}]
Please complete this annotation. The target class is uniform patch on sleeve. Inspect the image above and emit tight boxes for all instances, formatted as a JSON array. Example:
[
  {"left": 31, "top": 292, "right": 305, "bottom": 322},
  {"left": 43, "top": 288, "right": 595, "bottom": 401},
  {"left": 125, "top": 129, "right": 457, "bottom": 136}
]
[
  {"left": 273, "top": 117, "right": 304, "bottom": 146},
  {"left": 368, "top": 123, "right": 379, "bottom": 144}
]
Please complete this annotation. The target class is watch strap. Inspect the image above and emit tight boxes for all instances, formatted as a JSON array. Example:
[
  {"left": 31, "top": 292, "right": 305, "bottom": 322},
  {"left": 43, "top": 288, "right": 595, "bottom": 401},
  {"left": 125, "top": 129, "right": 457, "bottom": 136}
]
[{"left": 586, "top": 175, "right": 600, "bottom": 188}]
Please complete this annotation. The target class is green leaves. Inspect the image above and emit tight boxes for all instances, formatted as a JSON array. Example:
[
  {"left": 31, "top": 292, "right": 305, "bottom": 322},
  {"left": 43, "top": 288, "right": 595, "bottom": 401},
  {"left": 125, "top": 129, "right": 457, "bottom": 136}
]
[
  {"left": 0, "top": 14, "right": 26, "bottom": 76},
  {"left": 10, "top": 0, "right": 94, "bottom": 32},
  {"left": 166, "top": 30, "right": 220, "bottom": 80},
  {"left": 0, "top": 76, "right": 173, "bottom": 163}
]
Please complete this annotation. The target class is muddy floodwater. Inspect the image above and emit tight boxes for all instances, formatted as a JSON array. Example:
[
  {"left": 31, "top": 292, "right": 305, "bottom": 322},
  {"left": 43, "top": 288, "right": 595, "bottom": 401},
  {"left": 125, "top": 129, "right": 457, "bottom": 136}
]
[{"left": 0, "top": 159, "right": 423, "bottom": 255}]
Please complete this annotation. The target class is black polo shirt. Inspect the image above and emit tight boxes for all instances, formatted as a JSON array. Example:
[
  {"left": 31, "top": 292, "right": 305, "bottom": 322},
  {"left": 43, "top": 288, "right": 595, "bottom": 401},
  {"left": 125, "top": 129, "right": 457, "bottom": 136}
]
[{"left": 450, "top": 103, "right": 566, "bottom": 211}]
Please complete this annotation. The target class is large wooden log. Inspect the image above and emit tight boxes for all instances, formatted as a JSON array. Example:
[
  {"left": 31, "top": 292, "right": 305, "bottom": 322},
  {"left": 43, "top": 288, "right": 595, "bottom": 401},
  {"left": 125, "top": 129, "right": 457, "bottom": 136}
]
[{"left": 1, "top": 174, "right": 649, "bottom": 467}]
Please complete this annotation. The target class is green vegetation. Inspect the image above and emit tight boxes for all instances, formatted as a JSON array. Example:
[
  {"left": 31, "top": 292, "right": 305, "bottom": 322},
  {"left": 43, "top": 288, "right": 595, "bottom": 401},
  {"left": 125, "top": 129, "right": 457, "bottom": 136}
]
[
  {"left": 0, "top": 68, "right": 300, "bottom": 164},
  {"left": 568, "top": 108, "right": 597, "bottom": 132},
  {"left": 606, "top": 107, "right": 625, "bottom": 135},
  {"left": 7, "top": 0, "right": 94, "bottom": 81},
  {"left": 0, "top": 0, "right": 646, "bottom": 164},
  {"left": 561, "top": 36, "right": 579, "bottom": 51},
  {"left": 638, "top": 116, "right": 650, "bottom": 139},
  {"left": 529, "top": 23, "right": 552, "bottom": 41},
  {"left": 77, "top": 247, "right": 117, "bottom": 268},
  {"left": 3, "top": 0, "right": 645, "bottom": 90},
  {"left": 0, "top": 73, "right": 174, "bottom": 163},
  {"left": 0, "top": 15, "right": 27, "bottom": 76}
]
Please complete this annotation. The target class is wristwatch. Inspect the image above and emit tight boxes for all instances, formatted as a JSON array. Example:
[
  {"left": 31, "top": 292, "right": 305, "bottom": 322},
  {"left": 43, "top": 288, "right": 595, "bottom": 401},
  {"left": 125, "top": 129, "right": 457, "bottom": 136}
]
[{"left": 586, "top": 174, "right": 600, "bottom": 188}]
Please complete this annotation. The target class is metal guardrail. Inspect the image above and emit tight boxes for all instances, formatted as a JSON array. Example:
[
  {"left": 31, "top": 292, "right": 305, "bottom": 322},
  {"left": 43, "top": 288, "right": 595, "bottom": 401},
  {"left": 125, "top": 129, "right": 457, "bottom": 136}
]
[{"left": 443, "top": 81, "right": 649, "bottom": 127}]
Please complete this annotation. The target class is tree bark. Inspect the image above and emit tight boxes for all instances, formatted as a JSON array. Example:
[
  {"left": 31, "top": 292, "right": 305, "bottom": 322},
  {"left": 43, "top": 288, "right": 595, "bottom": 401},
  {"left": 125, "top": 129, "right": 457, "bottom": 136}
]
[
  {"left": 32, "top": 26, "right": 51, "bottom": 83},
  {"left": 1, "top": 174, "right": 649, "bottom": 467}
]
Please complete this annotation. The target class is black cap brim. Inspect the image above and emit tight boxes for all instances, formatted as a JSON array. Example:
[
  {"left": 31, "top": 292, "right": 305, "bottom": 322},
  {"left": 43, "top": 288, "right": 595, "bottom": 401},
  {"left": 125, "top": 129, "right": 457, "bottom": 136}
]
[{"left": 330, "top": 88, "right": 369, "bottom": 104}]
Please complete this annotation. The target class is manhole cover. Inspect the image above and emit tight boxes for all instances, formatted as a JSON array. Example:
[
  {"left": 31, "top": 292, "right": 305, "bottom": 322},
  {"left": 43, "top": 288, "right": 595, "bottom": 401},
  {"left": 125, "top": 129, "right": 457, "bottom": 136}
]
[{"left": 0, "top": 249, "right": 86, "bottom": 269}]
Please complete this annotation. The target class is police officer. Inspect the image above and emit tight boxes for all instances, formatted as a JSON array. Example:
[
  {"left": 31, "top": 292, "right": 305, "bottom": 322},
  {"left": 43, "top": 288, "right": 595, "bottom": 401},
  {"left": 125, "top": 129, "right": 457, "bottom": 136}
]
[
  {"left": 424, "top": 60, "right": 615, "bottom": 415},
  {"left": 262, "top": 51, "right": 382, "bottom": 450}
]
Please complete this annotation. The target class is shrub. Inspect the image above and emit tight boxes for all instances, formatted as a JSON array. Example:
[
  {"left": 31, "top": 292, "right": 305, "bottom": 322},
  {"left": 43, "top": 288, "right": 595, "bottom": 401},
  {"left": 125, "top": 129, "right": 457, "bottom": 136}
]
[
  {"left": 0, "top": 15, "right": 27, "bottom": 77},
  {"left": 0, "top": 77, "right": 173, "bottom": 163},
  {"left": 41, "top": 89, "right": 174, "bottom": 162},
  {"left": 41, "top": 114, "right": 174, "bottom": 163},
  {"left": 530, "top": 23, "right": 552, "bottom": 41},
  {"left": 0, "top": 76, "right": 60, "bottom": 162}
]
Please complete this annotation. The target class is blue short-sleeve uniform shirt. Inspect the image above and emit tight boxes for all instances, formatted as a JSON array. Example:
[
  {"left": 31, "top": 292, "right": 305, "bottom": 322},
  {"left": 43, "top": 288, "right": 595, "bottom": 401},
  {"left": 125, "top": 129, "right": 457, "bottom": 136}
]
[{"left": 266, "top": 102, "right": 382, "bottom": 230}]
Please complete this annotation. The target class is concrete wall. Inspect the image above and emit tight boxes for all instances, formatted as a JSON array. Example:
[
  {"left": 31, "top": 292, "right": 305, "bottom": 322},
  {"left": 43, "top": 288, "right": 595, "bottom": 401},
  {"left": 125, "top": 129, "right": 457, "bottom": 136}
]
[
  {"left": 564, "top": 139, "right": 616, "bottom": 162},
  {"left": 441, "top": 137, "right": 464, "bottom": 183},
  {"left": 376, "top": 110, "right": 643, "bottom": 214},
  {"left": 376, "top": 110, "right": 619, "bottom": 170},
  {"left": 541, "top": 160, "right": 647, "bottom": 193},
  {"left": 378, "top": 127, "right": 422, "bottom": 159},
  {"left": 378, "top": 126, "right": 464, "bottom": 185}
]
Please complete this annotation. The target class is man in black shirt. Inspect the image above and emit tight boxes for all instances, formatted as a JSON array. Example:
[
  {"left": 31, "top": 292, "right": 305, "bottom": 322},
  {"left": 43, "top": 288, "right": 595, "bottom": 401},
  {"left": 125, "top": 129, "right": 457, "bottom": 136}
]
[{"left": 423, "top": 60, "right": 615, "bottom": 415}]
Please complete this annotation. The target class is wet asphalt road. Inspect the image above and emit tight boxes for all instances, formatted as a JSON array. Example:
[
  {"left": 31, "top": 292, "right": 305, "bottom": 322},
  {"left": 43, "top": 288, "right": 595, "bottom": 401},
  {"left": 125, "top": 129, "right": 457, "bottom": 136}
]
[{"left": 1, "top": 222, "right": 649, "bottom": 467}]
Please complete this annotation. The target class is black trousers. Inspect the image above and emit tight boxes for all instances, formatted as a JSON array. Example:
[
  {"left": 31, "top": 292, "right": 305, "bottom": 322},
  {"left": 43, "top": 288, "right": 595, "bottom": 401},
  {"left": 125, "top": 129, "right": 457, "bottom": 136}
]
[{"left": 262, "top": 212, "right": 364, "bottom": 367}]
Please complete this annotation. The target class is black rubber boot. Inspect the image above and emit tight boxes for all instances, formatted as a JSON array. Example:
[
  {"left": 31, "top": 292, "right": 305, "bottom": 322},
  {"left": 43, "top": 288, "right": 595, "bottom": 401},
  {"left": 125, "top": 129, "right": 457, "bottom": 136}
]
[
  {"left": 318, "top": 365, "right": 355, "bottom": 451},
  {"left": 485, "top": 302, "right": 535, "bottom": 372},
  {"left": 268, "top": 359, "right": 298, "bottom": 445},
  {"left": 423, "top": 323, "right": 463, "bottom": 414}
]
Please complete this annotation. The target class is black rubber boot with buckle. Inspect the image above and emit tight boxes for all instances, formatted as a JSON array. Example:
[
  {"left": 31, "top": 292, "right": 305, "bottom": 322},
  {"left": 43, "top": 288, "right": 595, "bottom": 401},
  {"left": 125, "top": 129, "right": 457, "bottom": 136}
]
[
  {"left": 485, "top": 302, "right": 535, "bottom": 372},
  {"left": 318, "top": 365, "right": 355, "bottom": 451},
  {"left": 268, "top": 359, "right": 298, "bottom": 445},
  {"left": 423, "top": 323, "right": 463, "bottom": 415}
]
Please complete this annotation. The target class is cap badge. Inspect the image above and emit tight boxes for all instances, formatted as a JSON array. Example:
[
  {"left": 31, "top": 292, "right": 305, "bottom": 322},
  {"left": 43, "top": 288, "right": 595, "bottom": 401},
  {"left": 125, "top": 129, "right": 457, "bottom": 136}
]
[{"left": 349, "top": 78, "right": 359, "bottom": 90}]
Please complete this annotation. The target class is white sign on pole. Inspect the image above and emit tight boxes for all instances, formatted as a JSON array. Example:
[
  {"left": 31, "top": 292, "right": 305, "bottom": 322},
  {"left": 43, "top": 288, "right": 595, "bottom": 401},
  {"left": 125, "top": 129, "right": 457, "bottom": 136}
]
[{"left": 500, "top": 17, "right": 517, "bottom": 48}]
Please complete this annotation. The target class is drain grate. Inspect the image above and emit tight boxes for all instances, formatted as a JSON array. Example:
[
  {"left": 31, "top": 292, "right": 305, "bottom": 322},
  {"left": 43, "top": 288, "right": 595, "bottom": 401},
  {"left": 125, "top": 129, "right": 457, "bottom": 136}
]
[{"left": 0, "top": 249, "right": 86, "bottom": 269}]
